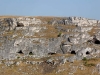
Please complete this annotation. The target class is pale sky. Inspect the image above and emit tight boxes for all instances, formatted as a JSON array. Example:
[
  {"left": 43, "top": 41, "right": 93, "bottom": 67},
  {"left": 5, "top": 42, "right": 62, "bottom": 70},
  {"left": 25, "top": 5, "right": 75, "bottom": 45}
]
[{"left": 0, "top": 0, "right": 100, "bottom": 20}]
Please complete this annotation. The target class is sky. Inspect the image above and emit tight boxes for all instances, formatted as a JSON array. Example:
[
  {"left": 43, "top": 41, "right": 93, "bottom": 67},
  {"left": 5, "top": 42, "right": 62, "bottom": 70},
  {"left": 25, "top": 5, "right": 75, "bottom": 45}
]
[{"left": 0, "top": 0, "right": 100, "bottom": 20}]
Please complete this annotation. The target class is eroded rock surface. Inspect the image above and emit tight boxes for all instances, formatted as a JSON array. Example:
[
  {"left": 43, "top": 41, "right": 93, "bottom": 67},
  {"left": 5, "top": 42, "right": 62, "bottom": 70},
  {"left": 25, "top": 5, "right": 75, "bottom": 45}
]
[{"left": 0, "top": 16, "right": 100, "bottom": 60}]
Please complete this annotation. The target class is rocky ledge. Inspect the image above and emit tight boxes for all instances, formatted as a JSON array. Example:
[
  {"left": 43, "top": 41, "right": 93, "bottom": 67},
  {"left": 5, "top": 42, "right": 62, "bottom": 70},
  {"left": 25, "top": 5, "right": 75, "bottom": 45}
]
[{"left": 0, "top": 16, "right": 100, "bottom": 62}]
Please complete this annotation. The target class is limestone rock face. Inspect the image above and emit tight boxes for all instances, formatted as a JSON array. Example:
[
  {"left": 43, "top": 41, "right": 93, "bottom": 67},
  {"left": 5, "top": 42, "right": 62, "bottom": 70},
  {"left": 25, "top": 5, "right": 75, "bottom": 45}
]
[{"left": 0, "top": 16, "right": 100, "bottom": 60}]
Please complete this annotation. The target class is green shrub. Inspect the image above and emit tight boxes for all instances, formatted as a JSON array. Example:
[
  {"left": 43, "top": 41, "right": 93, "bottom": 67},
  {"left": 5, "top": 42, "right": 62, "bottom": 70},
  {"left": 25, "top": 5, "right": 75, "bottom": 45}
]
[
  {"left": 84, "top": 62, "right": 95, "bottom": 67},
  {"left": 57, "top": 32, "right": 62, "bottom": 37},
  {"left": 17, "top": 57, "right": 20, "bottom": 59},
  {"left": 82, "top": 57, "right": 96, "bottom": 67},
  {"left": 82, "top": 57, "right": 88, "bottom": 61}
]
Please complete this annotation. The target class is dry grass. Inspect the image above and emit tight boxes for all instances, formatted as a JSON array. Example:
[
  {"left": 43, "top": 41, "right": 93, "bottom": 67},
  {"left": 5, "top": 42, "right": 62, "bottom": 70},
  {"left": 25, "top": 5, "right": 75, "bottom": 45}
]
[
  {"left": 2, "top": 30, "right": 23, "bottom": 40},
  {"left": 13, "top": 30, "right": 23, "bottom": 39},
  {"left": 2, "top": 30, "right": 14, "bottom": 36},
  {"left": 0, "top": 43, "right": 2, "bottom": 46},
  {"left": 0, "top": 56, "right": 100, "bottom": 75},
  {"left": 0, "top": 16, "right": 24, "bottom": 18},
  {"left": 88, "top": 26, "right": 100, "bottom": 36},
  {"left": 35, "top": 16, "right": 64, "bottom": 22},
  {"left": 57, "top": 24, "right": 76, "bottom": 29},
  {"left": 0, "top": 16, "right": 100, "bottom": 75},
  {"left": 23, "top": 24, "right": 59, "bottom": 39},
  {"left": 28, "top": 24, "right": 59, "bottom": 38},
  {"left": 41, "top": 25, "right": 58, "bottom": 38},
  {"left": 32, "top": 40, "right": 40, "bottom": 44}
]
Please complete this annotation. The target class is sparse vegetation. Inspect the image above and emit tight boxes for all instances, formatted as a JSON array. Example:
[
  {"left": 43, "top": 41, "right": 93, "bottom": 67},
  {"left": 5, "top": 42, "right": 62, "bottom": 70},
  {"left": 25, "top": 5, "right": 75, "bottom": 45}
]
[
  {"left": 82, "top": 57, "right": 96, "bottom": 67},
  {"left": 17, "top": 57, "right": 20, "bottom": 59},
  {"left": 22, "top": 58, "right": 27, "bottom": 62},
  {"left": 83, "top": 61, "right": 95, "bottom": 67},
  {"left": 82, "top": 57, "right": 88, "bottom": 61},
  {"left": 88, "top": 26, "right": 100, "bottom": 36},
  {"left": 2, "top": 30, "right": 14, "bottom": 36},
  {"left": 0, "top": 56, "right": 99, "bottom": 75},
  {"left": 0, "top": 16, "right": 100, "bottom": 75},
  {"left": 57, "top": 32, "right": 62, "bottom": 37}
]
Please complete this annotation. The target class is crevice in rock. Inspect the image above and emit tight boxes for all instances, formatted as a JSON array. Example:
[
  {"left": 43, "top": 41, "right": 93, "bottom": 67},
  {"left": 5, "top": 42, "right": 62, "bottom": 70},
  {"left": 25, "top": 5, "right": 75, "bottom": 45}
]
[
  {"left": 60, "top": 44, "right": 65, "bottom": 54},
  {"left": 48, "top": 52, "right": 56, "bottom": 55},
  {"left": 68, "top": 37, "right": 70, "bottom": 42},
  {"left": 87, "top": 40, "right": 93, "bottom": 43}
]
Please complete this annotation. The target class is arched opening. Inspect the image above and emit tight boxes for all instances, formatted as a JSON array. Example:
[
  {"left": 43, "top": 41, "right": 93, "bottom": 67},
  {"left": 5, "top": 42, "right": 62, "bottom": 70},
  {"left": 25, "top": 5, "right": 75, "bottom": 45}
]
[
  {"left": 71, "top": 51, "right": 76, "bottom": 54},
  {"left": 86, "top": 51, "right": 90, "bottom": 55},
  {"left": 17, "top": 50, "right": 23, "bottom": 54}
]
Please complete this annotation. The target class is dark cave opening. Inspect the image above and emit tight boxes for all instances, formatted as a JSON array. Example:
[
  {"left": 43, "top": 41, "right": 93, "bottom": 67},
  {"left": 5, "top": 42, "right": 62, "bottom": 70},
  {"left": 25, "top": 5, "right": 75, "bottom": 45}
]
[
  {"left": 93, "top": 35, "right": 100, "bottom": 44},
  {"left": 71, "top": 51, "right": 76, "bottom": 54},
  {"left": 86, "top": 51, "right": 90, "bottom": 55},
  {"left": 17, "top": 50, "right": 23, "bottom": 54},
  {"left": 29, "top": 52, "right": 33, "bottom": 55},
  {"left": 94, "top": 40, "right": 100, "bottom": 44},
  {"left": 88, "top": 36, "right": 100, "bottom": 44},
  {"left": 17, "top": 22, "right": 24, "bottom": 27}
]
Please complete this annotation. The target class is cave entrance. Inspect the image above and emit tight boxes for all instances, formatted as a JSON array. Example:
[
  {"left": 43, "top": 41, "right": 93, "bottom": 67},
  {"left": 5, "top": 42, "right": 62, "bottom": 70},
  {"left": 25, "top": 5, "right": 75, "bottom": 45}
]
[
  {"left": 93, "top": 35, "right": 100, "bottom": 44},
  {"left": 17, "top": 50, "right": 23, "bottom": 54},
  {"left": 29, "top": 52, "right": 33, "bottom": 55},
  {"left": 71, "top": 51, "right": 76, "bottom": 54},
  {"left": 17, "top": 22, "right": 24, "bottom": 27},
  {"left": 94, "top": 40, "right": 100, "bottom": 44},
  {"left": 86, "top": 51, "right": 90, "bottom": 55}
]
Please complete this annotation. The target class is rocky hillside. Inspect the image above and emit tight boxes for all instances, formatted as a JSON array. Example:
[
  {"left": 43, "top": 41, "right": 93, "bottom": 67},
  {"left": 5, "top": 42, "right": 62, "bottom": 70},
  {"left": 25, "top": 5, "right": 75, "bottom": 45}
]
[
  {"left": 0, "top": 16, "right": 100, "bottom": 75},
  {"left": 0, "top": 16, "right": 100, "bottom": 59}
]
